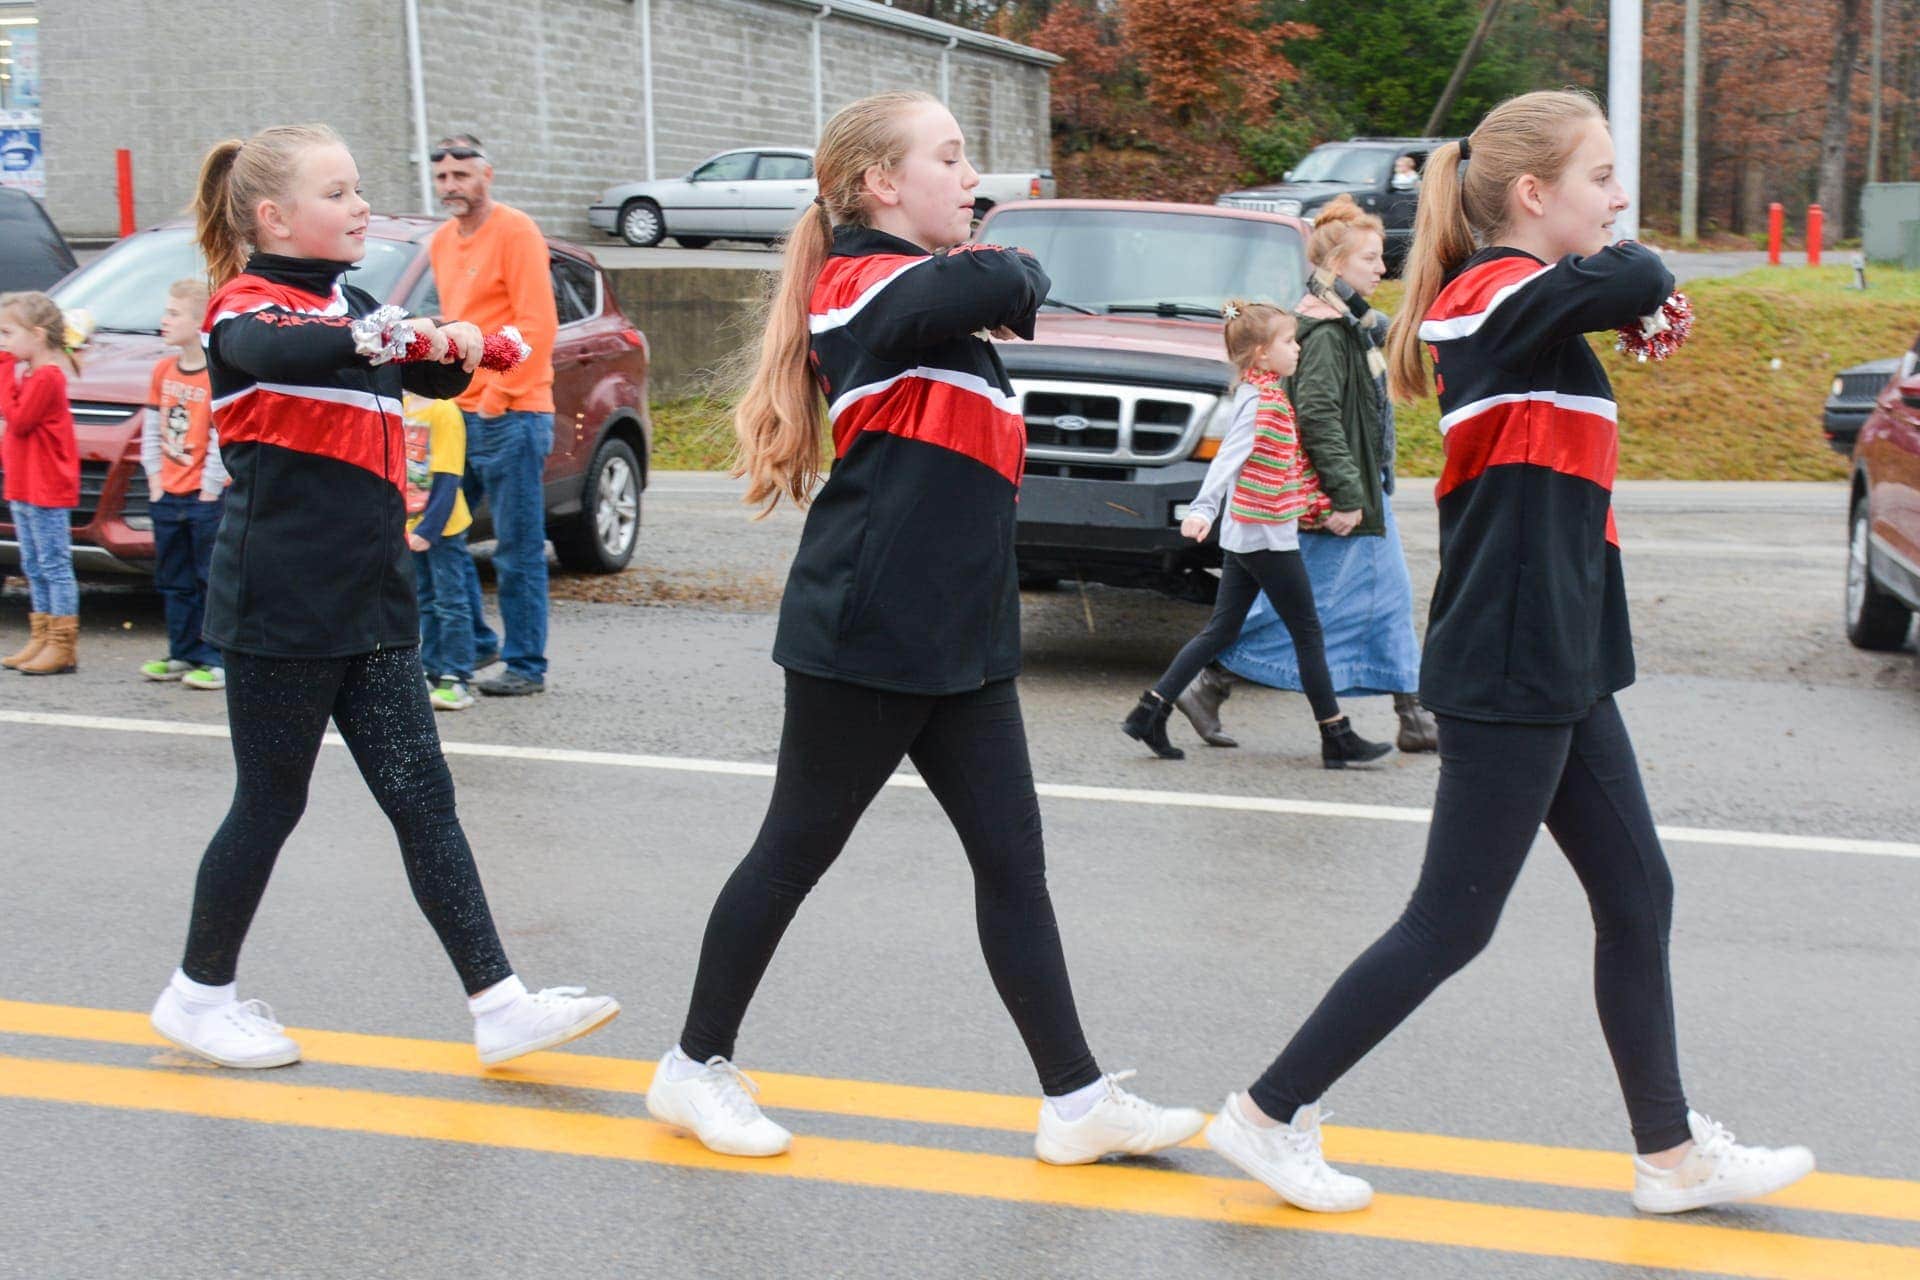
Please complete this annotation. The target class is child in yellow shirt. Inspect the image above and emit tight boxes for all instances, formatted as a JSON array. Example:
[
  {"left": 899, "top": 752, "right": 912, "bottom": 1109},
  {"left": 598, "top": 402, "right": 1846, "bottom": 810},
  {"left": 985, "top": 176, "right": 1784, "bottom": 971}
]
[{"left": 404, "top": 393, "right": 477, "bottom": 710}]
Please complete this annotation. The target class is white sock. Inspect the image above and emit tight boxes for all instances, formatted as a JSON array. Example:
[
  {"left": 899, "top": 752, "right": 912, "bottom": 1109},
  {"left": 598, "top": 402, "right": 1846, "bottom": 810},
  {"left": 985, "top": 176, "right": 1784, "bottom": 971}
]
[
  {"left": 661, "top": 1045, "right": 709, "bottom": 1082},
  {"left": 170, "top": 969, "right": 236, "bottom": 1013},
  {"left": 467, "top": 974, "right": 527, "bottom": 1018},
  {"left": 1046, "top": 1075, "right": 1109, "bottom": 1121}
]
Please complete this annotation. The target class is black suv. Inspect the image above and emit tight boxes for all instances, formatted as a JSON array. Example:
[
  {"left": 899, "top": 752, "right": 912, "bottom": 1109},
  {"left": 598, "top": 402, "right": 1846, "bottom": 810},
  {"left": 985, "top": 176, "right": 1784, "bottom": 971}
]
[{"left": 1215, "top": 137, "right": 1446, "bottom": 273}]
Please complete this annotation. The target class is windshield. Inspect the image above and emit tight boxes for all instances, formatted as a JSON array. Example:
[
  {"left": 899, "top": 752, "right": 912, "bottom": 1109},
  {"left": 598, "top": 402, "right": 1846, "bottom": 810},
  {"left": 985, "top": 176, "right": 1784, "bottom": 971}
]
[
  {"left": 1289, "top": 147, "right": 1392, "bottom": 186},
  {"left": 981, "top": 208, "right": 1305, "bottom": 316},
  {"left": 52, "top": 227, "right": 417, "bottom": 333}
]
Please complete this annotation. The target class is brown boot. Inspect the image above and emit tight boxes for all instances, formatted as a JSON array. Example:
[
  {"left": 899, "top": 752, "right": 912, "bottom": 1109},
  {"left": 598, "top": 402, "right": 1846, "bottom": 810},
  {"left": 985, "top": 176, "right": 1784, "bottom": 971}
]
[
  {"left": 2, "top": 612, "right": 49, "bottom": 669},
  {"left": 1393, "top": 692, "right": 1438, "bottom": 753},
  {"left": 19, "top": 614, "right": 77, "bottom": 675},
  {"left": 1174, "top": 663, "right": 1238, "bottom": 747}
]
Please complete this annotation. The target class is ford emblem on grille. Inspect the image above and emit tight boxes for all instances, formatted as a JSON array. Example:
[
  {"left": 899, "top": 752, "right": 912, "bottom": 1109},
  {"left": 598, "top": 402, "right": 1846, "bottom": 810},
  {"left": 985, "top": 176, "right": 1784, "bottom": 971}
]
[{"left": 1052, "top": 414, "right": 1091, "bottom": 432}]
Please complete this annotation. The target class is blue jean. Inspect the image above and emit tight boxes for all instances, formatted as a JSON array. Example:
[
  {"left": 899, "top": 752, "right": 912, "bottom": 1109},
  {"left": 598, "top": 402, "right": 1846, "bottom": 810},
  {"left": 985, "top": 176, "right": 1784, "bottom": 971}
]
[
  {"left": 463, "top": 411, "right": 551, "bottom": 680},
  {"left": 10, "top": 501, "right": 78, "bottom": 616},
  {"left": 151, "top": 492, "right": 223, "bottom": 666},
  {"left": 415, "top": 530, "right": 478, "bottom": 682}
]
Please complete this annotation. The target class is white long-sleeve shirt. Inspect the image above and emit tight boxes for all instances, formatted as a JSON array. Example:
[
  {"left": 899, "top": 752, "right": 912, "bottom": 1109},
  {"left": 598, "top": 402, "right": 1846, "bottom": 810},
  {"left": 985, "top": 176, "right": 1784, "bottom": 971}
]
[{"left": 1186, "top": 381, "right": 1300, "bottom": 554}]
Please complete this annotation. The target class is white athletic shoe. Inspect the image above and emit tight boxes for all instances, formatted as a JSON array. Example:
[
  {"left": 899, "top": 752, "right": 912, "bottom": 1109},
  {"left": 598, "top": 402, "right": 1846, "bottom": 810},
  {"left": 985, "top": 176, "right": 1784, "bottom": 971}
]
[
  {"left": 150, "top": 985, "right": 302, "bottom": 1069},
  {"left": 1631, "top": 1111, "right": 1815, "bottom": 1213},
  {"left": 645, "top": 1050, "right": 793, "bottom": 1157},
  {"left": 1205, "top": 1093, "right": 1374, "bottom": 1213},
  {"left": 1033, "top": 1070, "right": 1207, "bottom": 1165},
  {"left": 473, "top": 985, "right": 620, "bottom": 1066}
]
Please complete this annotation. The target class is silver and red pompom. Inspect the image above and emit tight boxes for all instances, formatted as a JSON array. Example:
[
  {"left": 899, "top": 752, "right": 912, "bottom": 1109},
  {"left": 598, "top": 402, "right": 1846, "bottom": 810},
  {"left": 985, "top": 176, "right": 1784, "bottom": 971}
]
[
  {"left": 1615, "top": 292, "right": 1693, "bottom": 363},
  {"left": 351, "top": 306, "right": 531, "bottom": 371}
]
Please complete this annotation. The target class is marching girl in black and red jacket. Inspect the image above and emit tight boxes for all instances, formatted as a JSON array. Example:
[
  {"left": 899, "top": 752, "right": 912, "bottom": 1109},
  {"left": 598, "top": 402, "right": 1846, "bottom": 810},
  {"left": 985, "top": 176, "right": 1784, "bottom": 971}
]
[
  {"left": 1201, "top": 91, "right": 1815, "bottom": 1218},
  {"left": 644, "top": 92, "right": 1204, "bottom": 1164},
  {"left": 147, "top": 125, "right": 617, "bottom": 1071}
]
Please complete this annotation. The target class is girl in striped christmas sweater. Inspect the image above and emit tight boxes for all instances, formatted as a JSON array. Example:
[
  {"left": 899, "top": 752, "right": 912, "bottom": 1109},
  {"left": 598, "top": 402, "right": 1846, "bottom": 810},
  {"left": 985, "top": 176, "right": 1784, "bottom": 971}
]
[{"left": 1123, "top": 301, "right": 1393, "bottom": 768}]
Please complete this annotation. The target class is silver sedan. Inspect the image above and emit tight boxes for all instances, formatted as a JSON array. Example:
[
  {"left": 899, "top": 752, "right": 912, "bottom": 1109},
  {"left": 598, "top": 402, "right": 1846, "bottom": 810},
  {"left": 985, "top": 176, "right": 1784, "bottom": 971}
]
[{"left": 588, "top": 148, "right": 816, "bottom": 248}]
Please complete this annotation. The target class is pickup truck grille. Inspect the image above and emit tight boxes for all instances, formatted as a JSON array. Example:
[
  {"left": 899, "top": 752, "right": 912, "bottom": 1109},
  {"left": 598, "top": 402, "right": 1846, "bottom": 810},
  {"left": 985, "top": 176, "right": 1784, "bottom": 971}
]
[
  {"left": 1836, "top": 371, "right": 1889, "bottom": 401},
  {"left": 1015, "top": 378, "right": 1218, "bottom": 470}
]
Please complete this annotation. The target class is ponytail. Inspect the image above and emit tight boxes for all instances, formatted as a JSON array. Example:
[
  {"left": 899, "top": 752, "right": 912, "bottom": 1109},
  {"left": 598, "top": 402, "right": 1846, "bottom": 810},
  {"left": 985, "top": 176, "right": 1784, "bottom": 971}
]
[
  {"left": 1386, "top": 140, "right": 1473, "bottom": 402},
  {"left": 733, "top": 204, "right": 833, "bottom": 514},
  {"left": 731, "top": 90, "right": 936, "bottom": 515},
  {"left": 191, "top": 124, "right": 344, "bottom": 290},
  {"left": 1386, "top": 90, "right": 1605, "bottom": 403}
]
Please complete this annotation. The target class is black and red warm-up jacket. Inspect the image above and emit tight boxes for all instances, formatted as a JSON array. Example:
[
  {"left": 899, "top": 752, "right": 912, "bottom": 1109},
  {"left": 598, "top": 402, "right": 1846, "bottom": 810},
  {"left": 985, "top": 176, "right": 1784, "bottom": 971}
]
[
  {"left": 201, "top": 254, "right": 471, "bottom": 658},
  {"left": 772, "top": 225, "right": 1046, "bottom": 694},
  {"left": 1415, "top": 242, "right": 1673, "bottom": 723}
]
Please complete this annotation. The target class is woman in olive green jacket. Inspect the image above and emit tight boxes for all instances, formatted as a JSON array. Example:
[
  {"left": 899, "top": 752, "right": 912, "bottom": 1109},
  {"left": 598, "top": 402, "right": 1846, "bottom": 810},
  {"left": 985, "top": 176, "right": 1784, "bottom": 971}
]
[{"left": 1176, "top": 196, "right": 1438, "bottom": 754}]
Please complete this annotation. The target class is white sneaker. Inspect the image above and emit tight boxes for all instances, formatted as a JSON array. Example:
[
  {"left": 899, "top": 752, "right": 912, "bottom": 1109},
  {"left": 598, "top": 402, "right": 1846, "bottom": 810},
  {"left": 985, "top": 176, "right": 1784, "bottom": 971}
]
[
  {"left": 1631, "top": 1110, "right": 1815, "bottom": 1213},
  {"left": 1205, "top": 1093, "right": 1373, "bottom": 1212},
  {"left": 645, "top": 1050, "right": 793, "bottom": 1157},
  {"left": 1034, "top": 1070, "right": 1207, "bottom": 1165},
  {"left": 150, "top": 985, "right": 301, "bottom": 1069},
  {"left": 473, "top": 985, "right": 620, "bottom": 1065}
]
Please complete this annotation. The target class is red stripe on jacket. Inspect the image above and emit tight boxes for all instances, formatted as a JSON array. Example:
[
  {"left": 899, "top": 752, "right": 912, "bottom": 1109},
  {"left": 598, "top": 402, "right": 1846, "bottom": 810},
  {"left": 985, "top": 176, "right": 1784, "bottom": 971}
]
[
  {"left": 831, "top": 377, "right": 1026, "bottom": 487},
  {"left": 811, "top": 254, "right": 925, "bottom": 314},
  {"left": 1437, "top": 397, "right": 1619, "bottom": 516},
  {"left": 1423, "top": 256, "right": 1549, "bottom": 322},
  {"left": 217, "top": 389, "right": 402, "bottom": 491}
]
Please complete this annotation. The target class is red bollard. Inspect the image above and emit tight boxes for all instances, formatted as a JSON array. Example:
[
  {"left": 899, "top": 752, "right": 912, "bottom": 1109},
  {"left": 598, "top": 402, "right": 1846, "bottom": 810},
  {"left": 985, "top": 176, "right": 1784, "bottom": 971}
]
[
  {"left": 115, "top": 149, "right": 135, "bottom": 238},
  {"left": 1806, "top": 204, "right": 1823, "bottom": 267},
  {"left": 1767, "top": 203, "right": 1783, "bottom": 265}
]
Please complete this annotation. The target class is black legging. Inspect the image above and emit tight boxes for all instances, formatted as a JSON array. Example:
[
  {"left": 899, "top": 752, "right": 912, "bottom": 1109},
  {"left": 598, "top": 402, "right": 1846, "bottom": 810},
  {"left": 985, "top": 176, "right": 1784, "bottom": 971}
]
[
  {"left": 180, "top": 646, "right": 513, "bottom": 995},
  {"left": 1250, "top": 696, "right": 1692, "bottom": 1153},
  {"left": 678, "top": 671, "right": 1101, "bottom": 1096},
  {"left": 1151, "top": 548, "right": 1339, "bottom": 721}
]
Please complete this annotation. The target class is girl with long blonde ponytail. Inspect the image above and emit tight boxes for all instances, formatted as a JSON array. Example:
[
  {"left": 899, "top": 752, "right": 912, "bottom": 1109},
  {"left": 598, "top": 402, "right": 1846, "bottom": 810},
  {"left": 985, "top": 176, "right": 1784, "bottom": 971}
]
[{"left": 651, "top": 91, "right": 1205, "bottom": 1167}]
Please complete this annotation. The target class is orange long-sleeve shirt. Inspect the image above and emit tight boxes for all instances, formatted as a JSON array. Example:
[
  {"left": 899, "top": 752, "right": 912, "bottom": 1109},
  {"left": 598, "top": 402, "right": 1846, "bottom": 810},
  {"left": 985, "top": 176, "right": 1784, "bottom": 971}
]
[{"left": 427, "top": 203, "right": 558, "bottom": 416}]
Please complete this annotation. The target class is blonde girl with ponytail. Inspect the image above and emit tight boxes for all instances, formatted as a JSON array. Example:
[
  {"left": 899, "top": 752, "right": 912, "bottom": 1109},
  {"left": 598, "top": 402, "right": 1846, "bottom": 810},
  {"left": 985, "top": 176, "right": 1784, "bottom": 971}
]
[
  {"left": 648, "top": 91, "right": 1205, "bottom": 1165},
  {"left": 1205, "top": 91, "right": 1815, "bottom": 1218}
]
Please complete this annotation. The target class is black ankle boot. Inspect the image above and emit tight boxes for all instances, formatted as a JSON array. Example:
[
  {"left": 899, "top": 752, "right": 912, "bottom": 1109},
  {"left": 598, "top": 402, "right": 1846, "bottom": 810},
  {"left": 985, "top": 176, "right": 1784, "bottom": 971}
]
[
  {"left": 1175, "top": 663, "right": 1238, "bottom": 748},
  {"left": 1320, "top": 716, "right": 1393, "bottom": 769},
  {"left": 1123, "top": 690, "right": 1186, "bottom": 759},
  {"left": 1392, "top": 692, "right": 1439, "bottom": 753}
]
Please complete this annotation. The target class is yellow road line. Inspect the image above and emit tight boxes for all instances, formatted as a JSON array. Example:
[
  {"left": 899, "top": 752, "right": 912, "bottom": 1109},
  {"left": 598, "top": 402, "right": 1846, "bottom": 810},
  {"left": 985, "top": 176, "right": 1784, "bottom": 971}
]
[
  {"left": 3, "top": 998, "right": 1915, "bottom": 1226},
  {"left": 2, "top": 1053, "right": 1909, "bottom": 1280}
]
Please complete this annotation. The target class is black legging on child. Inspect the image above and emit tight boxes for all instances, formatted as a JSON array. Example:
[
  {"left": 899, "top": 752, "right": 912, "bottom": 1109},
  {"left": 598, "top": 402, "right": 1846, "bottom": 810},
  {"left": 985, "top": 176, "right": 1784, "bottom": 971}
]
[
  {"left": 180, "top": 647, "right": 514, "bottom": 996},
  {"left": 678, "top": 671, "right": 1102, "bottom": 1096},
  {"left": 1249, "top": 696, "right": 1692, "bottom": 1152},
  {"left": 1151, "top": 548, "right": 1339, "bottom": 721}
]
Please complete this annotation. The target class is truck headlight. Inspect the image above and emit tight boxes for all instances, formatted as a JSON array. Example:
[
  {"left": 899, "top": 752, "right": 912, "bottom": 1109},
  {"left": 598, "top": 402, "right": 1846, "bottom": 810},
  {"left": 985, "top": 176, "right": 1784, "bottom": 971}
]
[
  {"left": 1276, "top": 198, "right": 1302, "bottom": 216},
  {"left": 1192, "top": 393, "right": 1235, "bottom": 460}
]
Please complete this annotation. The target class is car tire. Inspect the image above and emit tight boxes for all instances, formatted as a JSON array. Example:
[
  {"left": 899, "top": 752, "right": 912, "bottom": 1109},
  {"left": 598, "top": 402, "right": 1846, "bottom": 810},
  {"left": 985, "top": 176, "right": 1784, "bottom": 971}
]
[
  {"left": 553, "top": 436, "right": 642, "bottom": 573},
  {"left": 1845, "top": 495, "right": 1912, "bottom": 650},
  {"left": 618, "top": 199, "right": 665, "bottom": 248},
  {"left": 674, "top": 236, "right": 713, "bottom": 249}
]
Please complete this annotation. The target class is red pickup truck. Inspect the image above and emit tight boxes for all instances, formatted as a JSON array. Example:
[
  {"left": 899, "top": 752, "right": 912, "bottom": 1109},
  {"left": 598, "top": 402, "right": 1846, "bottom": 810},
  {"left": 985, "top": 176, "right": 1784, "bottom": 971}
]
[
  {"left": 1846, "top": 327, "right": 1920, "bottom": 650},
  {"left": 1, "top": 215, "right": 652, "bottom": 577},
  {"left": 975, "top": 199, "right": 1311, "bottom": 600}
]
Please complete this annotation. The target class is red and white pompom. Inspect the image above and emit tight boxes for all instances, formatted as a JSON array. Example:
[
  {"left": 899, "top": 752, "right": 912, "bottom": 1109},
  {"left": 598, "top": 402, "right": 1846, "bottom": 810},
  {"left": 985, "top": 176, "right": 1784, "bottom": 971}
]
[
  {"left": 1615, "top": 292, "right": 1693, "bottom": 363},
  {"left": 353, "top": 306, "right": 531, "bottom": 371}
]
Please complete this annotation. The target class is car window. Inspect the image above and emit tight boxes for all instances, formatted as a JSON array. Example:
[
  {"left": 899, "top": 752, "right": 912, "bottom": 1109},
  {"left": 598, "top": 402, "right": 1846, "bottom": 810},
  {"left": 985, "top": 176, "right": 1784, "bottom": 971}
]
[
  {"left": 552, "top": 255, "right": 598, "bottom": 326},
  {"left": 53, "top": 226, "right": 416, "bottom": 333},
  {"left": 0, "top": 192, "right": 77, "bottom": 292},
  {"left": 691, "top": 152, "right": 755, "bottom": 182},
  {"left": 755, "top": 153, "right": 812, "bottom": 181},
  {"left": 1290, "top": 147, "right": 1394, "bottom": 187}
]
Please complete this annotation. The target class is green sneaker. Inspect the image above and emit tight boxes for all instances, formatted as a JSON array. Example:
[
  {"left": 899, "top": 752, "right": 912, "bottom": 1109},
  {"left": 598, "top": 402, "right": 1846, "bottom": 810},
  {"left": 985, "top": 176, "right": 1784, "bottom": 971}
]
[
  {"left": 142, "top": 658, "right": 194, "bottom": 682},
  {"left": 430, "top": 678, "right": 475, "bottom": 711},
  {"left": 182, "top": 665, "right": 226, "bottom": 691}
]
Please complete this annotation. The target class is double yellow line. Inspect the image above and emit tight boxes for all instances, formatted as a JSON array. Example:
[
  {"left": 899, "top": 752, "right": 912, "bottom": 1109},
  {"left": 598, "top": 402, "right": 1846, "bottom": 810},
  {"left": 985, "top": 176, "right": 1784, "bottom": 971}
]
[{"left": 2, "top": 999, "right": 1914, "bottom": 1278}]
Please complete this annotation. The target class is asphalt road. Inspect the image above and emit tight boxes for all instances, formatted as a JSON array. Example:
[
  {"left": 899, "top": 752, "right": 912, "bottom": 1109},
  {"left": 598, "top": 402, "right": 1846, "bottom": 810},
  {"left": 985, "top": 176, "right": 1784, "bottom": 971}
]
[{"left": 1, "top": 476, "right": 1915, "bottom": 1280}]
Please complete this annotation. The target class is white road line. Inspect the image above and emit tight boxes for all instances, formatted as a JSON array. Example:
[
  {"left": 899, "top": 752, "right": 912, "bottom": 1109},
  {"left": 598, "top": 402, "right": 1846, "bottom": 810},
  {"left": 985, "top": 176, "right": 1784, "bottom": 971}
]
[{"left": 4, "top": 709, "right": 1916, "bottom": 862}]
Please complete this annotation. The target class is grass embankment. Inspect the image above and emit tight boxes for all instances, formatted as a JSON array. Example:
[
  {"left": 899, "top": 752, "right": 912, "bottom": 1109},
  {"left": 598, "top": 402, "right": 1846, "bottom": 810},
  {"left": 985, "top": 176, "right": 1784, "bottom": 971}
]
[{"left": 648, "top": 266, "right": 1918, "bottom": 481}]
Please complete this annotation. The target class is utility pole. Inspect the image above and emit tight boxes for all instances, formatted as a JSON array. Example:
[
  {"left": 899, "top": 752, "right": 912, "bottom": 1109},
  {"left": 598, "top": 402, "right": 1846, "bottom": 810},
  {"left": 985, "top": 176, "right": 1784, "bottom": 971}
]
[
  {"left": 1609, "top": 0, "right": 1642, "bottom": 240},
  {"left": 1868, "top": 0, "right": 1884, "bottom": 183},
  {"left": 1680, "top": 0, "right": 1699, "bottom": 243},
  {"left": 1424, "top": 0, "right": 1508, "bottom": 137}
]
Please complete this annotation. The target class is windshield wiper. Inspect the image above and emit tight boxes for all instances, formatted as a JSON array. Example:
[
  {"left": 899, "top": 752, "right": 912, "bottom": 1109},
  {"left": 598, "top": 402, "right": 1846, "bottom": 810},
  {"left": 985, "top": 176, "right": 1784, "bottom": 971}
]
[
  {"left": 1107, "top": 302, "right": 1222, "bottom": 320},
  {"left": 90, "top": 325, "right": 162, "bottom": 335},
  {"left": 1042, "top": 296, "right": 1099, "bottom": 316}
]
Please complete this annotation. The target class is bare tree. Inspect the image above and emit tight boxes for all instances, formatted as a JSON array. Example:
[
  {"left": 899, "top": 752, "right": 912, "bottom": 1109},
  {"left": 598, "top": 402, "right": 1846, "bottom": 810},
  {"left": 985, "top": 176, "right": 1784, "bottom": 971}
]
[{"left": 1815, "top": 0, "right": 1864, "bottom": 241}]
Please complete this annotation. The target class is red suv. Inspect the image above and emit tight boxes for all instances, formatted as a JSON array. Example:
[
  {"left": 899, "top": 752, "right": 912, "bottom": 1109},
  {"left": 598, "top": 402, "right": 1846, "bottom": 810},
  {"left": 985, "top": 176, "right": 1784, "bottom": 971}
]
[
  {"left": 1, "top": 215, "right": 652, "bottom": 576},
  {"left": 1846, "top": 327, "right": 1920, "bottom": 649}
]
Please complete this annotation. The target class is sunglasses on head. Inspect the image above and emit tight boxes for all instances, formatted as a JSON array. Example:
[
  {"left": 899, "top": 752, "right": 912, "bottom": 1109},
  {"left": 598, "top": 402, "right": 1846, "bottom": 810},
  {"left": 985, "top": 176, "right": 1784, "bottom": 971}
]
[{"left": 430, "top": 146, "right": 488, "bottom": 163}]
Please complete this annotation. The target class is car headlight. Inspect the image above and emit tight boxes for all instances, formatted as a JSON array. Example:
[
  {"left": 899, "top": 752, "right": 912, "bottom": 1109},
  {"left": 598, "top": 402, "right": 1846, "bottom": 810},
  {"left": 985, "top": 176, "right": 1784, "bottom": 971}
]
[
  {"left": 1192, "top": 393, "right": 1237, "bottom": 460},
  {"left": 1276, "top": 198, "right": 1303, "bottom": 216},
  {"left": 1831, "top": 377, "right": 1845, "bottom": 398}
]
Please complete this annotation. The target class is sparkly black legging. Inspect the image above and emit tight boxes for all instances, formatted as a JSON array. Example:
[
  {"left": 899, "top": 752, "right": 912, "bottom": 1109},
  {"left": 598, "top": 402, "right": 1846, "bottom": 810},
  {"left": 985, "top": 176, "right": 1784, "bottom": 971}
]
[
  {"left": 179, "top": 646, "right": 513, "bottom": 995},
  {"left": 1250, "top": 697, "right": 1692, "bottom": 1153},
  {"left": 678, "top": 671, "right": 1102, "bottom": 1096}
]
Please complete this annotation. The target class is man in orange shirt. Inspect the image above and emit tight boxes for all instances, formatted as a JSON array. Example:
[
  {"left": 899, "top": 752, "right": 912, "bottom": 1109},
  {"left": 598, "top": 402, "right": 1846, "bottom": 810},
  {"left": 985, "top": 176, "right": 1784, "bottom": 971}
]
[{"left": 428, "top": 135, "right": 559, "bottom": 695}]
